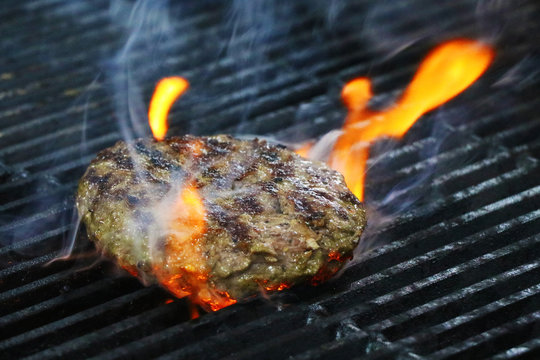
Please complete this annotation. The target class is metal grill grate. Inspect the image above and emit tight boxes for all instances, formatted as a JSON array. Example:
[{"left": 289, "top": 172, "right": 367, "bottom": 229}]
[{"left": 1, "top": 0, "right": 540, "bottom": 359}]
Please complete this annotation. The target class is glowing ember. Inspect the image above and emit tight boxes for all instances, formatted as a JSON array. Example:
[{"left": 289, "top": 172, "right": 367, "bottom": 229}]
[
  {"left": 257, "top": 279, "right": 292, "bottom": 292},
  {"left": 328, "top": 250, "right": 349, "bottom": 262},
  {"left": 265, "top": 283, "right": 291, "bottom": 291},
  {"left": 148, "top": 77, "right": 189, "bottom": 141},
  {"left": 301, "top": 39, "right": 494, "bottom": 201},
  {"left": 190, "top": 303, "right": 200, "bottom": 319}
]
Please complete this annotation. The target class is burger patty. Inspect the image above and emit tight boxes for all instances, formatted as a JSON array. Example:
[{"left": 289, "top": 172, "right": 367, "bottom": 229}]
[{"left": 76, "top": 135, "right": 366, "bottom": 310}]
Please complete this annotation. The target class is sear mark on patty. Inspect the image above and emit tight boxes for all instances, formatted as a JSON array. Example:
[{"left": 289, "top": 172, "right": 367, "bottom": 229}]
[
  {"left": 134, "top": 141, "right": 181, "bottom": 171},
  {"left": 211, "top": 205, "right": 251, "bottom": 245},
  {"left": 234, "top": 196, "right": 264, "bottom": 215}
]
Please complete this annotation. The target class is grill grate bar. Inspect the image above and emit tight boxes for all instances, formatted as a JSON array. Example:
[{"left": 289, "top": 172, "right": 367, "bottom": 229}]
[
  {"left": 428, "top": 311, "right": 540, "bottom": 359},
  {"left": 0, "top": 286, "right": 165, "bottom": 357},
  {"left": 0, "top": 268, "right": 103, "bottom": 314},
  {"left": 331, "top": 208, "right": 540, "bottom": 308},
  {"left": 0, "top": 153, "right": 106, "bottom": 193},
  {"left": 0, "top": 252, "right": 56, "bottom": 276},
  {"left": 0, "top": 0, "right": 109, "bottom": 27},
  {"left": 373, "top": 118, "right": 540, "bottom": 188},
  {"left": 0, "top": 103, "right": 111, "bottom": 162},
  {"left": 0, "top": 2, "right": 222, "bottom": 69},
  {"left": 0, "top": 225, "right": 70, "bottom": 258},
  {"left": 371, "top": 156, "right": 539, "bottom": 243},
  {"left": 492, "top": 338, "right": 540, "bottom": 359},
  {"left": 367, "top": 245, "right": 540, "bottom": 336},
  {"left": 0, "top": 0, "right": 473, "bottom": 86},
  {"left": 14, "top": 132, "right": 119, "bottom": 173},
  {"left": 24, "top": 301, "right": 188, "bottom": 360},
  {"left": 0, "top": 278, "right": 125, "bottom": 340},
  {"left": 93, "top": 308, "right": 310, "bottom": 360},
  {"left": 0, "top": 183, "right": 75, "bottom": 212},
  {"left": 289, "top": 330, "right": 381, "bottom": 360},
  {"left": 351, "top": 184, "right": 540, "bottom": 276},
  {"left": 398, "top": 284, "right": 540, "bottom": 355},
  {"left": 0, "top": 201, "right": 68, "bottom": 235}
]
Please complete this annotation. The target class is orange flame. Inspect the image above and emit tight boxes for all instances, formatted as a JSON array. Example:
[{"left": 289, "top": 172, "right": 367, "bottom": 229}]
[
  {"left": 324, "top": 39, "right": 495, "bottom": 201},
  {"left": 294, "top": 141, "right": 315, "bottom": 158},
  {"left": 156, "top": 182, "right": 237, "bottom": 311},
  {"left": 148, "top": 77, "right": 189, "bottom": 141},
  {"left": 175, "top": 183, "right": 206, "bottom": 236}
]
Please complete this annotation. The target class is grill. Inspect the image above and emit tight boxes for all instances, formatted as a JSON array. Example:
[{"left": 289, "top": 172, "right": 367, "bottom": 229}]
[{"left": 2, "top": 0, "right": 540, "bottom": 359}]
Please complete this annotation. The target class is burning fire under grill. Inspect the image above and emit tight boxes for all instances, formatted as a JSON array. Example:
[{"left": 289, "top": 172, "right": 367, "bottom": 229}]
[{"left": 1, "top": 0, "right": 540, "bottom": 359}]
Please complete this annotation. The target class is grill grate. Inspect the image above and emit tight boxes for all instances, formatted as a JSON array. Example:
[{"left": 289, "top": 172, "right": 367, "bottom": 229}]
[{"left": 1, "top": 0, "right": 540, "bottom": 359}]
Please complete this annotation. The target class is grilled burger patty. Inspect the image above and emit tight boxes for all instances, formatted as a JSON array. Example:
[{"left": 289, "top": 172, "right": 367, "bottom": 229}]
[{"left": 76, "top": 135, "right": 366, "bottom": 310}]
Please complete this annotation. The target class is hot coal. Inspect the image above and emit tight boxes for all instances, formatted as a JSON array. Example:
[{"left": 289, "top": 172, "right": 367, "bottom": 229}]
[{"left": 76, "top": 135, "right": 366, "bottom": 310}]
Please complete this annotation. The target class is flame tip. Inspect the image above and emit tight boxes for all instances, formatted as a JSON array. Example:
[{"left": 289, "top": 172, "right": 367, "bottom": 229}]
[{"left": 148, "top": 76, "right": 189, "bottom": 141}]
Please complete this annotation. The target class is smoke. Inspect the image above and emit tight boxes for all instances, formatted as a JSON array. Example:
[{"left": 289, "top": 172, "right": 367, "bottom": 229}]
[
  {"left": 107, "top": 0, "right": 177, "bottom": 142},
  {"left": 223, "top": 0, "right": 288, "bottom": 132}
]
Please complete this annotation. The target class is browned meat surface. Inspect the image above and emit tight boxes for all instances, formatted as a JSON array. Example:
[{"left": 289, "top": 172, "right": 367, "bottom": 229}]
[{"left": 76, "top": 135, "right": 366, "bottom": 310}]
